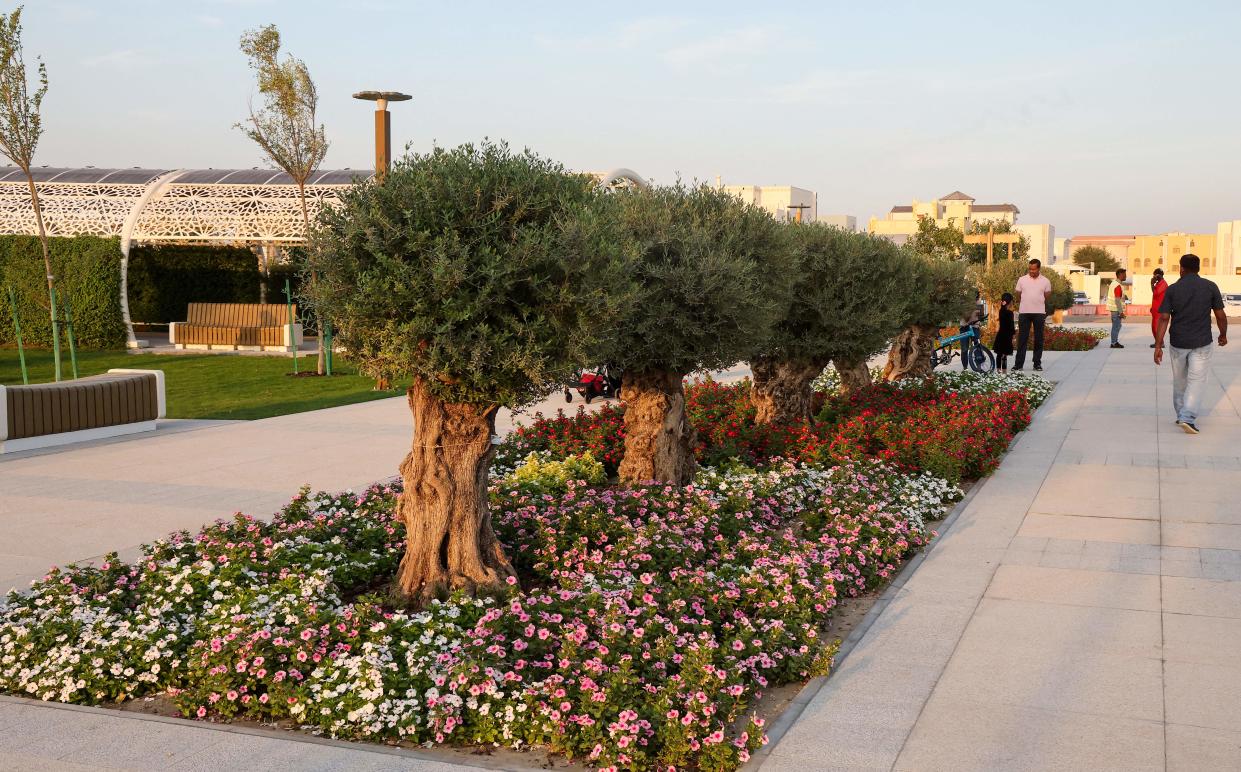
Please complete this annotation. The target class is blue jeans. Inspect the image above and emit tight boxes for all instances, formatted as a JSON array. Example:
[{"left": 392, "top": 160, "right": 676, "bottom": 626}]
[
  {"left": 1169, "top": 344, "right": 1213, "bottom": 424},
  {"left": 1110, "top": 312, "right": 1123, "bottom": 345}
]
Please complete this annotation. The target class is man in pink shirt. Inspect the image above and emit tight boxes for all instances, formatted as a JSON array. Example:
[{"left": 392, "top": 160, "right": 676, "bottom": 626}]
[{"left": 1013, "top": 258, "right": 1052, "bottom": 371}]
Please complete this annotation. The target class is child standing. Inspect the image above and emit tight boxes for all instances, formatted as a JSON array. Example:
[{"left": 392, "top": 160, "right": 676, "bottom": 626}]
[{"left": 994, "top": 292, "right": 1016, "bottom": 371}]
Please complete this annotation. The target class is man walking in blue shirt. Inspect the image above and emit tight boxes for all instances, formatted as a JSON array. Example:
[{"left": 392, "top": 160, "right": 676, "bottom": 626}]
[{"left": 1154, "top": 254, "right": 1228, "bottom": 434}]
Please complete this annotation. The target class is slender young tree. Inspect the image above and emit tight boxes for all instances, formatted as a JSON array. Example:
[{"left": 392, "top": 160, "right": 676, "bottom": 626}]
[
  {"left": 750, "top": 226, "right": 915, "bottom": 420},
  {"left": 0, "top": 6, "right": 60, "bottom": 380},
  {"left": 306, "top": 142, "right": 618, "bottom": 605},
  {"left": 237, "top": 24, "right": 329, "bottom": 373},
  {"left": 592, "top": 185, "right": 792, "bottom": 484}
]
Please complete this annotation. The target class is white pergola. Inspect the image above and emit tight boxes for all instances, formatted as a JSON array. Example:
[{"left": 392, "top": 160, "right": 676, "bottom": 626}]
[
  {"left": 0, "top": 167, "right": 364, "bottom": 347},
  {"left": 0, "top": 165, "right": 649, "bottom": 347}
]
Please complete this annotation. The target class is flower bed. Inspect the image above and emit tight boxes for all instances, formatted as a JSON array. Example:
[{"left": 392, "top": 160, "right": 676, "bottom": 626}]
[
  {"left": 0, "top": 371, "right": 1051, "bottom": 771},
  {"left": 987, "top": 324, "right": 1104, "bottom": 352}
]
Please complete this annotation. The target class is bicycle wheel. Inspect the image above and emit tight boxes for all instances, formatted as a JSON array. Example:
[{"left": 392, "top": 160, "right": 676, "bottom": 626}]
[{"left": 969, "top": 343, "right": 996, "bottom": 374}]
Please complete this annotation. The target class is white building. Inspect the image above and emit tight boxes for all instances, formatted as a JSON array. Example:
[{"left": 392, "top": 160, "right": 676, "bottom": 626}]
[
  {"left": 1217, "top": 220, "right": 1241, "bottom": 275},
  {"left": 722, "top": 184, "right": 817, "bottom": 222},
  {"left": 1016, "top": 223, "right": 1055, "bottom": 265},
  {"left": 818, "top": 214, "right": 858, "bottom": 231}
]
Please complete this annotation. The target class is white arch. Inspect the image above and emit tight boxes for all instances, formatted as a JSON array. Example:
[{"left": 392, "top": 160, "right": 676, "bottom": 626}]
[
  {"left": 595, "top": 167, "right": 649, "bottom": 190},
  {"left": 118, "top": 170, "right": 186, "bottom": 348}
]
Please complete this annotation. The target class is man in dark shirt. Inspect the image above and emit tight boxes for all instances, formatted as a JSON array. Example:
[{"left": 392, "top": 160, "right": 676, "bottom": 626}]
[{"left": 1154, "top": 253, "right": 1228, "bottom": 434}]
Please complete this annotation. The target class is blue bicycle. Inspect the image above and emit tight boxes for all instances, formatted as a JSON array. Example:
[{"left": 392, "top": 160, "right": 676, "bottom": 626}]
[{"left": 931, "top": 319, "right": 995, "bottom": 374}]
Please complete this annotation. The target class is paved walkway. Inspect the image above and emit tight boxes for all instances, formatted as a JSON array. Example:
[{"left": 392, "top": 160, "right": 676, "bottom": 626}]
[{"left": 761, "top": 324, "right": 1241, "bottom": 770}]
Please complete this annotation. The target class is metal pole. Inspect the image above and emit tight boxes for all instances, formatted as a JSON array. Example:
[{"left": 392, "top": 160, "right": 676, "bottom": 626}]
[
  {"left": 375, "top": 98, "right": 391, "bottom": 183},
  {"left": 324, "top": 319, "right": 333, "bottom": 376},
  {"left": 285, "top": 278, "right": 297, "bottom": 375},
  {"left": 48, "top": 284, "right": 62, "bottom": 382},
  {"left": 6, "top": 284, "right": 28, "bottom": 384},
  {"left": 60, "top": 290, "right": 79, "bottom": 379}
]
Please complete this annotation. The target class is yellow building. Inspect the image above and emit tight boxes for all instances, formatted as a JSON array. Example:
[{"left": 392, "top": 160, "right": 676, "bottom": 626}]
[
  {"left": 868, "top": 191, "right": 1019, "bottom": 245},
  {"left": 1127, "top": 232, "right": 1218, "bottom": 274}
]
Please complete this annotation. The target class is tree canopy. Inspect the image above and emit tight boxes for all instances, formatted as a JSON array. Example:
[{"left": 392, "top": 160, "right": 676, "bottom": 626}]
[
  {"left": 897, "top": 253, "right": 976, "bottom": 328},
  {"left": 758, "top": 224, "right": 914, "bottom": 365},
  {"left": 591, "top": 184, "right": 792, "bottom": 376},
  {"left": 1071, "top": 244, "right": 1121, "bottom": 274},
  {"left": 305, "top": 141, "right": 616, "bottom": 408}
]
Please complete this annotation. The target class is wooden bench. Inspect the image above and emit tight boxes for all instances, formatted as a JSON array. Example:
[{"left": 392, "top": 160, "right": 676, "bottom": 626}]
[
  {"left": 169, "top": 303, "right": 303, "bottom": 351},
  {"left": 0, "top": 369, "right": 166, "bottom": 453}
]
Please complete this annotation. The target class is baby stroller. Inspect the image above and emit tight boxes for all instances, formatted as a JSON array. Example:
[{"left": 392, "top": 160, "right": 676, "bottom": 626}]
[{"left": 564, "top": 364, "right": 622, "bottom": 404}]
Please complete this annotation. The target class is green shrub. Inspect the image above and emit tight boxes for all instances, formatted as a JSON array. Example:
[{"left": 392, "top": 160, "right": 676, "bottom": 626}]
[
  {"left": 497, "top": 452, "right": 607, "bottom": 496},
  {"left": 126, "top": 244, "right": 261, "bottom": 324},
  {"left": 0, "top": 235, "right": 127, "bottom": 348}
]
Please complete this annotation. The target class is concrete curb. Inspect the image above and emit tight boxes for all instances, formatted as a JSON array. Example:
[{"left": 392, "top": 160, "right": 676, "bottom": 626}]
[{"left": 0, "top": 694, "right": 518, "bottom": 770}]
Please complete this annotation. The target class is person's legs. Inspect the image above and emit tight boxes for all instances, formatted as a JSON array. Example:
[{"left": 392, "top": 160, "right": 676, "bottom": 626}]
[
  {"left": 1032, "top": 314, "right": 1046, "bottom": 368},
  {"left": 998, "top": 354, "right": 1008, "bottom": 371},
  {"left": 1169, "top": 345, "right": 1189, "bottom": 422},
  {"left": 959, "top": 325, "right": 971, "bottom": 369},
  {"left": 1180, "top": 344, "right": 1214, "bottom": 425},
  {"left": 1111, "top": 311, "right": 1123, "bottom": 346},
  {"left": 1014, "top": 314, "right": 1032, "bottom": 369}
]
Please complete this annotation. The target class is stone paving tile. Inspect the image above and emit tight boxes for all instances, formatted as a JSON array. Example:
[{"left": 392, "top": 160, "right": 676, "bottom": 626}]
[
  {"left": 894, "top": 699, "right": 1164, "bottom": 772},
  {"left": 985, "top": 564, "right": 1162, "bottom": 612},
  {"left": 1162, "top": 576, "right": 1241, "bottom": 618},
  {"left": 763, "top": 697, "right": 922, "bottom": 770},
  {"left": 1163, "top": 614, "right": 1241, "bottom": 666},
  {"left": 931, "top": 636, "right": 1163, "bottom": 722},
  {"left": 1166, "top": 724, "right": 1241, "bottom": 771},
  {"left": 1019, "top": 513, "right": 1160, "bottom": 544},
  {"left": 1164, "top": 661, "right": 1241, "bottom": 733},
  {"left": 1163, "top": 522, "right": 1241, "bottom": 550}
]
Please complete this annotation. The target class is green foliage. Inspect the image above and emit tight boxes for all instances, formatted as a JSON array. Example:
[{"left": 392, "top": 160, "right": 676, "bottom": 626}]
[
  {"left": 756, "top": 225, "right": 915, "bottom": 364},
  {"left": 0, "top": 6, "right": 47, "bottom": 170},
  {"left": 962, "top": 220, "right": 1029, "bottom": 265},
  {"left": 236, "top": 24, "right": 327, "bottom": 193},
  {"left": 126, "top": 244, "right": 261, "bottom": 324},
  {"left": 1071, "top": 244, "right": 1120, "bottom": 273},
  {"left": 973, "top": 260, "right": 1073, "bottom": 313},
  {"left": 907, "top": 216, "right": 963, "bottom": 260},
  {"left": 897, "top": 253, "right": 975, "bottom": 327},
  {"left": 497, "top": 452, "right": 607, "bottom": 496},
  {"left": 591, "top": 184, "right": 793, "bottom": 375},
  {"left": 306, "top": 140, "right": 616, "bottom": 408},
  {"left": 0, "top": 235, "right": 125, "bottom": 347}
]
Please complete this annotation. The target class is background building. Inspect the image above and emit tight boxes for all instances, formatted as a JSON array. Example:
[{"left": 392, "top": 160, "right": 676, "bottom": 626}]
[
  {"left": 722, "top": 184, "right": 817, "bottom": 222},
  {"left": 868, "top": 190, "right": 1028, "bottom": 245},
  {"left": 1016, "top": 223, "right": 1055, "bottom": 264},
  {"left": 1215, "top": 220, "right": 1241, "bottom": 275},
  {"left": 818, "top": 214, "right": 857, "bottom": 231},
  {"left": 1066, "top": 232, "right": 1225, "bottom": 274}
]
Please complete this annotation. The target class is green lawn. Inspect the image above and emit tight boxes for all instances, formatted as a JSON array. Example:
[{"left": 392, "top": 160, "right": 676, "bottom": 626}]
[{"left": 0, "top": 348, "right": 406, "bottom": 420}]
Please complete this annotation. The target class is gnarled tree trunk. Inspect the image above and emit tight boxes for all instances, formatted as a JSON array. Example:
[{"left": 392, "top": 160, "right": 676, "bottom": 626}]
[
  {"left": 750, "top": 356, "right": 824, "bottom": 424},
  {"left": 619, "top": 369, "right": 697, "bottom": 486},
  {"left": 395, "top": 378, "right": 515, "bottom": 605},
  {"left": 883, "top": 323, "right": 939, "bottom": 382},
  {"left": 834, "top": 356, "right": 873, "bottom": 395}
]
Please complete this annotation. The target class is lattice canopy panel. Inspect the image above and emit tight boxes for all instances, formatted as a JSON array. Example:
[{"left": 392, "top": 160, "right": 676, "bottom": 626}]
[{"left": 0, "top": 167, "right": 367, "bottom": 245}]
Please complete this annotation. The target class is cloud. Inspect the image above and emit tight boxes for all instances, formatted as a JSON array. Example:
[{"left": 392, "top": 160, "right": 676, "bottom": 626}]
[
  {"left": 82, "top": 49, "right": 152, "bottom": 71},
  {"left": 661, "top": 26, "right": 776, "bottom": 67}
]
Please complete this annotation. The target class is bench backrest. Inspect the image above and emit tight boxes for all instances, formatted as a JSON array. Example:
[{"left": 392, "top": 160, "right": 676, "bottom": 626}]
[
  {"left": 3, "top": 372, "right": 160, "bottom": 440},
  {"left": 186, "top": 302, "right": 294, "bottom": 328}
]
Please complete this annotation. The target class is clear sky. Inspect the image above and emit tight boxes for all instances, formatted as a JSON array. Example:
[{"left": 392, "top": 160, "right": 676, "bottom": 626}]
[{"left": 20, "top": 0, "right": 1241, "bottom": 237}]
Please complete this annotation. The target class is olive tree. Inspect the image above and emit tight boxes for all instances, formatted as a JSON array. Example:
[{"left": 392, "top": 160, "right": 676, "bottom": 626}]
[
  {"left": 749, "top": 225, "right": 914, "bottom": 421},
  {"left": 593, "top": 184, "right": 790, "bottom": 485},
  {"left": 305, "top": 142, "right": 616, "bottom": 604},
  {"left": 882, "top": 255, "right": 975, "bottom": 381}
]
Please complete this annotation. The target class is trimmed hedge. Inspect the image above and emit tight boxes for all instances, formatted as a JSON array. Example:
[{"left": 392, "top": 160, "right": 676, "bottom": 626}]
[
  {"left": 0, "top": 235, "right": 127, "bottom": 348},
  {"left": 127, "top": 244, "right": 262, "bottom": 324}
]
